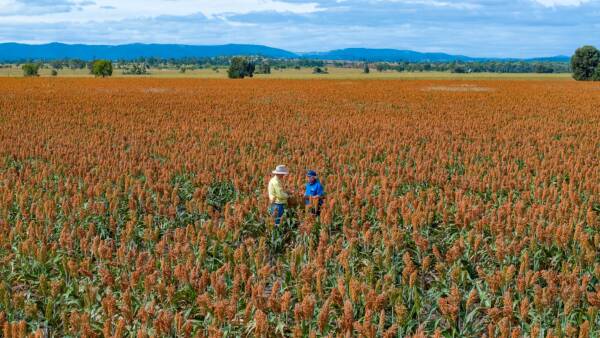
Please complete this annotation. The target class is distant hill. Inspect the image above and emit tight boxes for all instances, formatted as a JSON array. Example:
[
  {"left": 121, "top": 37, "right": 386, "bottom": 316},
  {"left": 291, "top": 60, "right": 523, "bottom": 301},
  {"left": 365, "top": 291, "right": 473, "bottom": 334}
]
[
  {"left": 301, "top": 48, "right": 570, "bottom": 62},
  {"left": 523, "top": 56, "right": 570, "bottom": 62},
  {"left": 0, "top": 42, "right": 571, "bottom": 62},
  {"left": 0, "top": 42, "right": 297, "bottom": 61},
  {"left": 300, "top": 48, "right": 478, "bottom": 62}
]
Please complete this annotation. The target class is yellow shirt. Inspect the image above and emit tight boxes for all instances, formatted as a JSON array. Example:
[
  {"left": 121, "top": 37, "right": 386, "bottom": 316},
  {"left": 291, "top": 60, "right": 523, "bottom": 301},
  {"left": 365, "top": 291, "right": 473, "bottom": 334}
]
[{"left": 268, "top": 176, "right": 288, "bottom": 204}]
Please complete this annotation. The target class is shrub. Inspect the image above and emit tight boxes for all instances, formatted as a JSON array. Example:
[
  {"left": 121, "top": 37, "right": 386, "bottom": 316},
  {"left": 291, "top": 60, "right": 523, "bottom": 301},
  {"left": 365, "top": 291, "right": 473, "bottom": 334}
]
[{"left": 22, "top": 63, "right": 40, "bottom": 77}]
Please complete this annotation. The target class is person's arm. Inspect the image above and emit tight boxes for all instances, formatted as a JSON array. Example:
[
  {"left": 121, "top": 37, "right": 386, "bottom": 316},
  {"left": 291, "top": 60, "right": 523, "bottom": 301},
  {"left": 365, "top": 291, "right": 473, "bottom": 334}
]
[
  {"left": 268, "top": 180, "right": 275, "bottom": 203},
  {"left": 304, "top": 184, "right": 311, "bottom": 204}
]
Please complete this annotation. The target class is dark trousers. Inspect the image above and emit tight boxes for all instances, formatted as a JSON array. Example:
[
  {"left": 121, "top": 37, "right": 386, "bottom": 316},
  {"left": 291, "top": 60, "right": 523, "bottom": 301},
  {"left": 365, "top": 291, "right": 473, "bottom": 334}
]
[
  {"left": 305, "top": 199, "right": 322, "bottom": 216},
  {"left": 269, "top": 203, "right": 285, "bottom": 225}
]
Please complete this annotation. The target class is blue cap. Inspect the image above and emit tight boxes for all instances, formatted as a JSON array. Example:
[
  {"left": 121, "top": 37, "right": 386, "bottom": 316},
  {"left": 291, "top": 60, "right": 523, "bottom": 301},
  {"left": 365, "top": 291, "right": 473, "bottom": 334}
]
[{"left": 307, "top": 170, "right": 317, "bottom": 177}]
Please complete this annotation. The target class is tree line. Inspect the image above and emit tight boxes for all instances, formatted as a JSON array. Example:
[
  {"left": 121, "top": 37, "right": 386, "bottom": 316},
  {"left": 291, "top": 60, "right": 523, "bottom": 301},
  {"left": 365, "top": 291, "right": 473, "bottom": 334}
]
[
  {"left": 20, "top": 59, "right": 113, "bottom": 77},
  {"left": 14, "top": 57, "right": 570, "bottom": 75},
  {"left": 371, "top": 61, "right": 570, "bottom": 74},
  {"left": 11, "top": 45, "right": 600, "bottom": 80}
]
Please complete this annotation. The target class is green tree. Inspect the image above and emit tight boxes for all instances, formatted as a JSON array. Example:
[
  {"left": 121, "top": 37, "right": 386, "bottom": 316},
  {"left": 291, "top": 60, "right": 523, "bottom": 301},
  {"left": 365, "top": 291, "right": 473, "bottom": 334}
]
[
  {"left": 246, "top": 62, "right": 255, "bottom": 77},
  {"left": 256, "top": 62, "right": 271, "bottom": 74},
  {"left": 68, "top": 59, "right": 86, "bottom": 69},
  {"left": 123, "top": 63, "right": 148, "bottom": 75},
  {"left": 49, "top": 60, "right": 64, "bottom": 70},
  {"left": 375, "top": 63, "right": 387, "bottom": 72},
  {"left": 451, "top": 63, "right": 466, "bottom": 73},
  {"left": 91, "top": 60, "right": 113, "bottom": 78},
  {"left": 571, "top": 45, "right": 600, "bottom": 81},
  {"left": 51, "top": 69, "right": 58, "bottom": 76},
  {"left": 22, "top": 63, "right": 40, "bottom": 77},
  {"left": 593, "top": 65, "right": 600, "bottom": 81},
  {"left": 363, "top": 62, "right": 370, "bottom": 73},
  {"left": 227, "top": 57, "right": 255, "bottom": 79}
]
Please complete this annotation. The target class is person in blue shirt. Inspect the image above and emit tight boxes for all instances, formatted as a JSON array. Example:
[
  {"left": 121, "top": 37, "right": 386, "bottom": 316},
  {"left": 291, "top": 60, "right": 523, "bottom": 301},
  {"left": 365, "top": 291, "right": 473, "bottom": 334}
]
[{"left": 304, "top": 170, "right": 325, "bottom": 216}]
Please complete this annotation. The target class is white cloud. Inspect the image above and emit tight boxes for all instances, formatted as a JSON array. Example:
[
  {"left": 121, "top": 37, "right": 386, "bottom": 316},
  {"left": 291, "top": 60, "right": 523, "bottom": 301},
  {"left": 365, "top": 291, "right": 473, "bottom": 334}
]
[
  {"left": 381, "top": 0, "right": 590, "bottom": 8},
  {"left": 533, "top": 0, "right": 589, "bottom": 6},
  {"left": 0, "top": 0, "right": 598, "bottom": 57},
  {"left": 0, "top": 0, "right": 321, "bottom": 23},
  {"left": 376, "top": 0, "right": 480, "bottom": 10},
  {"left": 407, "top": 0, "right": 480, "bottom": 9},
  {"left": 0, "top": 0, "right": 77, "bottom": 16}
]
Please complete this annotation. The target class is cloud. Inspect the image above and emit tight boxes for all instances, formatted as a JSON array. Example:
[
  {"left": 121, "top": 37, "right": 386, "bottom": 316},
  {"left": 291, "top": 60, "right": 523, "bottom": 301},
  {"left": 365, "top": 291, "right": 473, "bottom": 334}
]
[
  {"left": 0, "top": 0, "right": 321, "bottom": 22},
  {"left": 533, "top": 0, "right": 589, "bottom": 6},
  {"left": 0, "top": 0, "right": 599, "bottom": 57},
  {"left": 379, "top": 0, "right": 481, "bottom": 10},
  {"left": 0, "top": 0, "right": 77, "bottom": 15}
]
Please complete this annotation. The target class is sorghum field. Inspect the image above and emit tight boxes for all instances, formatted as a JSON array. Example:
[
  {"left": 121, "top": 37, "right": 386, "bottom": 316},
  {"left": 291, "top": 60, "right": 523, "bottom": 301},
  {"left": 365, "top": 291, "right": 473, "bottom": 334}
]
[{"left": 0, "top": 78, "right": 599, "bottom": 337}]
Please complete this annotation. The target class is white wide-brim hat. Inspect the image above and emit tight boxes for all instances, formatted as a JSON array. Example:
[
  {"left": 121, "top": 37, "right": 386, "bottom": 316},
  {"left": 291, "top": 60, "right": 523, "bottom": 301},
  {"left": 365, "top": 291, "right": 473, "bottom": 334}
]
[{"left": 272, "top": 164, "right": 289, "bottom": 175}]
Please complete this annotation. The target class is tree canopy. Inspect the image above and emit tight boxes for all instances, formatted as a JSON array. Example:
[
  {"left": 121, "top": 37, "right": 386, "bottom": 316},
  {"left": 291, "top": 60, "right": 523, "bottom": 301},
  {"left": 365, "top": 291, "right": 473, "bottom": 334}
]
[
  {"left": 227, "top": 57, "right": 255, "bottom": 79},
  {"left": 91, "top": 60, "right": 113, "bottom": 78},
  {"left": 571, "top": 45, "right": 600, "bottom": 81}
]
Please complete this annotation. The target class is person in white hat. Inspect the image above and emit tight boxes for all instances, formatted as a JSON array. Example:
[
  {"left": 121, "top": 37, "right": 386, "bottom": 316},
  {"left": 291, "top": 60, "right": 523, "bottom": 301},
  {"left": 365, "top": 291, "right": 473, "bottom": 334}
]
[{"left": 268, "top": 164, "right": 290, "bottom": 225}]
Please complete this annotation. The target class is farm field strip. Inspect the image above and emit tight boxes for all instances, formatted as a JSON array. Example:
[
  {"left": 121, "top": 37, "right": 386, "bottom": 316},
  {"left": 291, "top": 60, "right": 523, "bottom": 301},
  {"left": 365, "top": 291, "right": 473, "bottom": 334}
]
[{"left": 0, "top": 66, "right": 574, "bottom": 80}]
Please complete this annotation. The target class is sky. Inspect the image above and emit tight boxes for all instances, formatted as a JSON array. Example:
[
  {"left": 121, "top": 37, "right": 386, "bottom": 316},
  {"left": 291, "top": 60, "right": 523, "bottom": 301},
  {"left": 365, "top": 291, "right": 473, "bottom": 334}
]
[{"left": 0, "top": 0, "right": 598, "bottom": 58}]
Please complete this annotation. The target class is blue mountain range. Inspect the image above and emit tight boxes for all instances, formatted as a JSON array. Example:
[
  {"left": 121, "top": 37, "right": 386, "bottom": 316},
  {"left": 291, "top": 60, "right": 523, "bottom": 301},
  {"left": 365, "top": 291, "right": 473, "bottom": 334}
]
[{"left": 0, "top": 42, "right": 570, "bottom": 62}]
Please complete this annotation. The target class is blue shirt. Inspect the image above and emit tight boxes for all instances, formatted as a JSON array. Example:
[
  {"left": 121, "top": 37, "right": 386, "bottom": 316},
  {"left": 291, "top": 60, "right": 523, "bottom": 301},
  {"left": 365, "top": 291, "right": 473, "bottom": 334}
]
[{"left": 304, "top": 179, "right": 325, "bottom": 205}]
